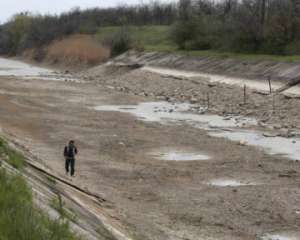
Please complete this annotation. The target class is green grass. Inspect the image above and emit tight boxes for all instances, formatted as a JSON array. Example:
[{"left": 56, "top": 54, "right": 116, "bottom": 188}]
[
  {"left": 46, "top": 175, "right": 57, "bottom": 185},
  {"left": 96, "top": 25, "right": 300, "bottom": 62},
  {"left": 0, "top": 169, "right": 81, "bottom": 240},
  {"left": 168, "top": 49, "right": 300, "bottom": 62},
  {"left": 96, "top": 25, "right": 176, "bottom": 51},
  {"left": 0, "top": 138, "right": 25, "bottom": 170},
  {"left": 0, "top": 138, "right": 81, "bottom": 240},
  {"left": 50, "top": 195, "right": 77, "bottom": 223}
]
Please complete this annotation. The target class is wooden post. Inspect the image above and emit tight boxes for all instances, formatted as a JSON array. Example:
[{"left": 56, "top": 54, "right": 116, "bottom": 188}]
[
  {"left": 268, "top": 76, "right": 272, "bottom": 94},
  {"left": 243, "top": 84, "right": 247, "bottom": 105},
  {"left": 207, "top": 92, "right": 210, "bottom": 109},
  {"left": 272, "top": 93, "right": 275, "bottom": 113}
]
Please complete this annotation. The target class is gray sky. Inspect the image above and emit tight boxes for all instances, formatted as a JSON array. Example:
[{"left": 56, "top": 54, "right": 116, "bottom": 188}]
[{"left": 0, "top": 0, "right": 173, "bottom": 23}]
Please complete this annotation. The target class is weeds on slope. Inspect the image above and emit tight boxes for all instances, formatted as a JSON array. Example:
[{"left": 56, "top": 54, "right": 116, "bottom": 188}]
[
  {"left": 0, "top": 137, "right": 81, "bottom": 240},
  {"left": 0, "top": 138, "right": 25, "bottom": 170}
]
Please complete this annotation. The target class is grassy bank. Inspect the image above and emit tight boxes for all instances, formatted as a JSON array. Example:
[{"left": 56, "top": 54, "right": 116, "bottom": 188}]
[
  {"left": 96, "top": 25, "right": 300, "bottom": 63},
  {"left": 0, "top": 138, "right": 25, "bottom": 170},
  {"left": 96, "top": 25, "right": 176, "bottom": 52},
  {"left": 170, "top": 50, "right": 300, "bottom": 63},
  {"left": 0, "top": 138, "right": 80, "bottom": 240}
]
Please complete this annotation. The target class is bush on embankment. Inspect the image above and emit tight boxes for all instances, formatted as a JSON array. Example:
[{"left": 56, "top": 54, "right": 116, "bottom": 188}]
[{"left": 46, "top": 34, "right": 110, "bottom": 65}]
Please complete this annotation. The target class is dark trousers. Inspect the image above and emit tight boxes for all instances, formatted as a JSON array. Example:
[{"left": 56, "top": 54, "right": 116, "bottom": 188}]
[{"left": 65, "top": 158, "right": 75, "bottom": 176}]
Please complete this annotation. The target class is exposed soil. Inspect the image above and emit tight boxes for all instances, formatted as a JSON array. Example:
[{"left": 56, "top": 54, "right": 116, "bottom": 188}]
[{"left": 0, "top": 57, "right": 300, "bottom": 240}]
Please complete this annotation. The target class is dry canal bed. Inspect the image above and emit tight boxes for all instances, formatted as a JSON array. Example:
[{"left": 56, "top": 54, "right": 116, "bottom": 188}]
[{"left": 0, "top": 57, "right": 300, "bottom": 240}]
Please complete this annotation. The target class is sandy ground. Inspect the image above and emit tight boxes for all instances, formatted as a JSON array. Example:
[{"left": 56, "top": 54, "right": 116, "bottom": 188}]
[{"left": 0, "top": 59, "right": 300, "bottom": 240}]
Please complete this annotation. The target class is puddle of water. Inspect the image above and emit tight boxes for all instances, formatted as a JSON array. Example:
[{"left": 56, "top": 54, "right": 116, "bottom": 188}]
[
  {"left": 210, "top": 130, "right": 300, "bottom": 161},
  {"left": 94, "top": 102, "right": 256, "bottom": 128},
  {"left": 260, "top": 233, "right": 299, "bottom": 240},
  {"left": 0, "top": 58, "right": 53, "bottom": 76},
  {"left": 207, "top": 179, "right": 255, "bottom": 187},
  {"left": 151, "top": 151, "right": 211, "bottom": 161},
  {"left": 0, "top": 57, "right": 78, "bottom": 81},
  {"left": 94, "top": 101, "right": 300, "bottom": 161},
  {"left": 23, "top": 75, "right": 80, "bottom": 82}
]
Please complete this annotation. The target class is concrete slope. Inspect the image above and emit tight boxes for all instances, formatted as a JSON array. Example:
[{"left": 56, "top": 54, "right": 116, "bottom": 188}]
[
  {"left": 112, "top": 51, "right": 300, "bottom": 96},
  {"left": 115, "top": 51, "right": 300, "bottom": 82}
]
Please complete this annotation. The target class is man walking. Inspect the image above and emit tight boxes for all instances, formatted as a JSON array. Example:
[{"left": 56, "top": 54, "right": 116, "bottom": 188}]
[{"left": 64, "top": 140, "right": 78, "bottom": 177}]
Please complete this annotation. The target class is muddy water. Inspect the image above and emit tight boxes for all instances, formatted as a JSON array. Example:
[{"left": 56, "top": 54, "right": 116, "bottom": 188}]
[
  {"left": 207, "top": 179, "right": 257, "bottom": 187},
  {"left": 260, "top": 232, "right": 300, "bottom": 240},
  {"left": 94, "top": 101, "right": 300, "bottom": 161},
  {"left": 142, "top": 66, "right": 300, "bottom": 96},
  {"left": 94, "top": 102, "right": 257, "bottom": 128},
  {"left": 210, "top": 130, "right": 300, "bottom": 161},
  {"left": 0, "top": 58, "right": 52, "bottom": 76},
  {"left": 0, "top": 57, "right": 77, "bottom": 81},
  {"left": 150, "top": 150, "right": 211, "bottom": 161}
]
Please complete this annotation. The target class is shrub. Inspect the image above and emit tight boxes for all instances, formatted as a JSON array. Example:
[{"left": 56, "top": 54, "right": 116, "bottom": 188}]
[
  {"left": 171, "top": 19, "right": 198, "bottom": 50},
  {"left": 103, "top": 27, "right": 132, "bottom": 56},
  {"left": 285, "top": 41, "right": 300, "bottom": 55},
  {"left": 47, "top": 34, "right": 110, "bottom": 65}
]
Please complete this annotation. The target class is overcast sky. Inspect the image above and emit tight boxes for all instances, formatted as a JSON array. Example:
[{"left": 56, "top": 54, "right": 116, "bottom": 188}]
[{"left": 0, "top": 0, "right": 173, "bottom": 23}]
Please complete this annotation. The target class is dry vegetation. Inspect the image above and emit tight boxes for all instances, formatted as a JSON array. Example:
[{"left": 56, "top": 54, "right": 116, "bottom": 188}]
[{"left": 46, "top": 35, "right": 110, "bottom": 66}]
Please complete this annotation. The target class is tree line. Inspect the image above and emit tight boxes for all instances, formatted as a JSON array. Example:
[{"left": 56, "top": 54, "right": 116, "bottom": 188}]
[
  {"left": 0, "top": 2, "right": 177, "bottom": 55},
  {"left": 1, "top": 0, "right": 300, "bottom": 56},
  {"left": 173, "top": 0, "right": 300, "bottom": 54}
]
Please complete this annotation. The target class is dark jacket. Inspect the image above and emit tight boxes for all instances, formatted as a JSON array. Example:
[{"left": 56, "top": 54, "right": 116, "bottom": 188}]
[{"left": 64, "top": 145, "right": 78, "bottom": 159}]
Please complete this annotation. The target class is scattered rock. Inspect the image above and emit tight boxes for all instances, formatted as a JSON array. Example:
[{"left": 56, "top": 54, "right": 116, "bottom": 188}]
[
  {"left": 156, "top": 96, "right": 166, "bottom": 100},
  {"left": 258, "top": 121, "right": 267, "bottom": 127},
  {"left": 223, "top": 116, "right": 232, "bottom": 121},
  {"left": 208, "top": 83, "right": 217, "bottom": 88},
  {"left": 263, "top": 132, "right": 279, "bottom": 137},
  {"left": 238, "top": 140, "right": 247, "bottom": 146},
  {"left": 273, "top": 124, "right": 282, "bottom": 130},
  {"left": 189, "top": 97, "right": 198, "bottom": 104},
  {"left": 139, "top": 92, "right": 148, "bottom": 97},
  {"left": 278, "top": 170, "right": 297, "bottom": 178},
  {"left": 278, "top": 174, "right": 293, "bottom": 178},
  {"left": 279, "top": 129, "right": 295, "bottom": 138}
]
